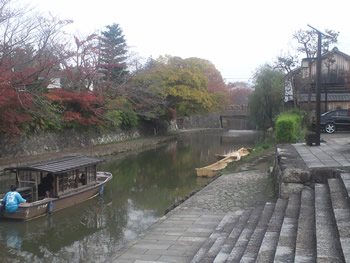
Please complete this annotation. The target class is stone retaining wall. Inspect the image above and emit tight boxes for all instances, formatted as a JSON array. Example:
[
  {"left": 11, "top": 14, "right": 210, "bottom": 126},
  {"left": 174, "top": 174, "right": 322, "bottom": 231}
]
[
  {"left": 272, "top": 144, "right": 339, "bottom": 198},
  {"left": 0, "top": 129, "right": 142, "bottom": 158},
  {"left": 177, "top": 113, "right": 221, "bottom": 129}
]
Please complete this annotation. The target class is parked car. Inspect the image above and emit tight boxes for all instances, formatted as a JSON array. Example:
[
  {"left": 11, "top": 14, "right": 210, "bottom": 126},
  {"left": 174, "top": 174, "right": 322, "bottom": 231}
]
[{"left": 314, "top": 109, "right": 350, "bottom": 134}]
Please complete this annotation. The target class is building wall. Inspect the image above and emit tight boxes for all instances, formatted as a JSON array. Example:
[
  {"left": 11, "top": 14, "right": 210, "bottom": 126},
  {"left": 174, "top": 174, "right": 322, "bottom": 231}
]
[
  {"left": 299, "top": 101, "right": 350, "bottom": 113},
  {"left": 305, "top": 52, "right": 350, "bottom": 84}
]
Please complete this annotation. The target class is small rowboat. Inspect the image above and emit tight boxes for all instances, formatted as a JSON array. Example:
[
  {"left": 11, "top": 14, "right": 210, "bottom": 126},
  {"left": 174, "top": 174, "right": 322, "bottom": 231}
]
[
  {"left": 196, "top": 148, "right": 250, "bottom": 177},
  {"left": 0, "top": 156, "right": 112, "bottom": 221}
]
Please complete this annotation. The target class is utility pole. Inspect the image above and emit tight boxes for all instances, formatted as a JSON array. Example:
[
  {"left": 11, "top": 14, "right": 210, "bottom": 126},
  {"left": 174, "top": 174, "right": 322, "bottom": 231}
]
[{"left": 307, "top": 24, "right": 331, "bottom": 146}]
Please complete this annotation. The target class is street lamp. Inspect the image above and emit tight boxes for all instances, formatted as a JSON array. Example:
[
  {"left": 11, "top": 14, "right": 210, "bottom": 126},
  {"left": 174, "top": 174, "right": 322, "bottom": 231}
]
[{"left": 307, "top": 24, "right": 332, "bottom": 146}]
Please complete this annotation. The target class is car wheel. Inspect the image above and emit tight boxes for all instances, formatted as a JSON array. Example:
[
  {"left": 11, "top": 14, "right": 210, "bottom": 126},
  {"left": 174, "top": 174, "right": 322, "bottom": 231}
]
[{"left": 325, "top": 123, "right": 336, "bottom": 134}]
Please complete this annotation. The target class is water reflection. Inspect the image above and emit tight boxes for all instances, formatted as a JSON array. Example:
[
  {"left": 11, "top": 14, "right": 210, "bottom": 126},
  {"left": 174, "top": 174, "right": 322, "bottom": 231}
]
[
  {"left": 220, "top": 130, "right": 264, "bottom": 147},
  {"left": 0, "top": 130, "right": 262, "bottom": 262},
  {"left": 6, "top": 229, "right": 22, "bottom": 249}
]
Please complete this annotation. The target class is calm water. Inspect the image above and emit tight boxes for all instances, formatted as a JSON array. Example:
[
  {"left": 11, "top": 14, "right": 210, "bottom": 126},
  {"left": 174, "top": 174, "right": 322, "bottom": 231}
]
[{"left": 0, "top": 130, "right": 263, "bottom": 263}]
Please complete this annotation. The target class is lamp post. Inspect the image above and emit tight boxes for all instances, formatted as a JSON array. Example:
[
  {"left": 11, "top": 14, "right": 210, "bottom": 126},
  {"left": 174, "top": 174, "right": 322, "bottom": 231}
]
[{"left": 307, "top": 24, "right": 330, "bottom": 146}]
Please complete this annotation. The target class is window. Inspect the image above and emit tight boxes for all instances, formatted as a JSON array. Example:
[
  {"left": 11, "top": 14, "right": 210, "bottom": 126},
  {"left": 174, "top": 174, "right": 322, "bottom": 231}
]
[
  {"left": 337, "top": 111, "right": 347, "bottom": 117},
  {"left": 86, "top": 165, "right": 96, "bottom": 184},
  {"left": 58, "top": 171, "right": 75, "bottom": 193}
]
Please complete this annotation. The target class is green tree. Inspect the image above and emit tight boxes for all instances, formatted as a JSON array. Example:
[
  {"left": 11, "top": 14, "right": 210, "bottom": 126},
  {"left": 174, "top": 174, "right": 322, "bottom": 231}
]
[
  {"left": 99, "top": 23, "right": 128, "bottom": 89},
  {"left": 132, "top": 56, "right": 215, "bottom": 119},
  {"left": 249, "top": 65, "right": 284, "bottom": 128}
]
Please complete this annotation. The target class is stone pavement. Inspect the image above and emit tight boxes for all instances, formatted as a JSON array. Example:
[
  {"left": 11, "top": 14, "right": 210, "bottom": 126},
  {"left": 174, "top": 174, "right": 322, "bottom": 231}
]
[
  {"left": 293, "top": 133, "right": 350, "bottom": 168},
  {"left": 112, "top": 153, "right": 275, "bottom": 263}
]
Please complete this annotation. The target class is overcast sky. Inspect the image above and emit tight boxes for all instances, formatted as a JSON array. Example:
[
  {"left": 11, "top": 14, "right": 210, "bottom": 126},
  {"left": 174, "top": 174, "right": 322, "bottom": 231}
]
[{"left": 27, "top": 0, "right": 350, "bottom": 82}]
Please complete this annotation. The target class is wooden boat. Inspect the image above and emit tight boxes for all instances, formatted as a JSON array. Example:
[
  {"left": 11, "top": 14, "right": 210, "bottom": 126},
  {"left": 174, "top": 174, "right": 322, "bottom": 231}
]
[
  {"left": 196, "top": 161, "right": 228, "bottom": 177},
  {"left": 0, "top": 156, "right": 112, "bottom": 221},
  {"left": 196, "top": 148, "right": 250, "bottom": 177},
  {"left": 214, "top": 148, "right": 251, "bottom": 160}
]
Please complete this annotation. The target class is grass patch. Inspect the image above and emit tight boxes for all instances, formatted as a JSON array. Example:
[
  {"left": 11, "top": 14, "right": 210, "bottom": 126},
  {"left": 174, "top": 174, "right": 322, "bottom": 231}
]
[{"left": 222, "top": 139, "right": 275, "bottom": 174}]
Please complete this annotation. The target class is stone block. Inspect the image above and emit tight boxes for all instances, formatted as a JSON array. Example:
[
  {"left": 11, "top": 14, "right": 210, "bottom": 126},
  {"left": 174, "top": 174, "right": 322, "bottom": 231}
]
[
  {"left": 281, "top": 168, "right": 310, "bottom": 183},
  {"left": 280, "top": 183, "right": 305, "bottom": 199},
  {"left": 310, "top": 168, "right": 335, "bottom": 183}
]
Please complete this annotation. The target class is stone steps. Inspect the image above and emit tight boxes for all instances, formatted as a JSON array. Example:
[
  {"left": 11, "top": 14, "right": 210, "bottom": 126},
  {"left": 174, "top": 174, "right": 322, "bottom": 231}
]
[
  {"left": 190, "top": 211, "right": 246, "bottom": 263},
  {"left": 225, "top": 206, "right": 265, "bottom": 262},
  {"left": 273, "top": 193, "right": 300, "bottom": 262},
  {"left": 315, "top": 183, "right": 345, "bottom": 262},
  {"left": 256, "top": 198, "right": 288, "bottom": 263},
  {"left": 203, "top": 212, "right": 245, "bottom": 263},
  {"left": 328, "top": 178, "right": 350, "bottom": 262},
  {"left": 295, "top": 188, "right": 316, "bottom": 263},
  {"left": 239, "top": 202, "right": 275, "bottom": 262},
  {"left": 190, "top": 173, "right": 350, "bottom": 263},
  {"left": 213, "top": 210, "right": 253, "bottom": 263},
  {"left": 226, "top": 203, "right": 273, "bottom": 262},
  {"left": 340, "top": 173, "right": 350, "bottom": 197}
]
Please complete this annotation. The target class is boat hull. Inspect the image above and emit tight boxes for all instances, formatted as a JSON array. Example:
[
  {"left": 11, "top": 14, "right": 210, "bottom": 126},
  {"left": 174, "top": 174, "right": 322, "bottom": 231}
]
[
  {"left": 196, "top": 161, "right": 228, "bottom": 177},
  {"left": 196, "top": 148, "right": 250, "bottom": 177},
  {"left": 0, "top": 172, "right": 112, "bottom": 221}
]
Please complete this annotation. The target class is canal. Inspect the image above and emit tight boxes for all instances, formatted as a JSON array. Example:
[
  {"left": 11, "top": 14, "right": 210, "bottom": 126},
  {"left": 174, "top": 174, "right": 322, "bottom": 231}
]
[{"left": 0, "top": 130, "right": 263, "bottom": 263}]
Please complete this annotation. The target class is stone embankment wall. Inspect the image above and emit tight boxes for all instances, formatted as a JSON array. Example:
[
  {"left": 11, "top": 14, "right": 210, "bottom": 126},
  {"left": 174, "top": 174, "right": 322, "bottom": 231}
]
[
  {"left": 272, "top": 144, "right": 339, "bottom": 198},
  {"left": 177, "top": 113, "right": 221, "bottom": 129},
  {"left": 0, "top": 129, "right": 141, "bottom": 158},
  {"left": 0, "top": 114, "right": 221, "bottom": 158}
]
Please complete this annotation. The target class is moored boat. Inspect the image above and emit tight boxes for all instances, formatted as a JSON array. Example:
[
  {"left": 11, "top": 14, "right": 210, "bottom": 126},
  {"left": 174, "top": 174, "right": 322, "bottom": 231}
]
[
  {"left": 196, "top": 148, "right": 250, "bottom": 177},
  {"left": 196, "top": 161, "right": 228, "bottom": 177},
  {"left": 0, "top": 156, "right": 112, "bottom": 220}
]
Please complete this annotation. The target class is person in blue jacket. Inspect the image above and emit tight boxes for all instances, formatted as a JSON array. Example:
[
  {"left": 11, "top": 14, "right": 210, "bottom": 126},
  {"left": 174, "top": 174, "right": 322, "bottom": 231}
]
[{"left": 1, "top": 185, "right": 26, "bottom": 213}]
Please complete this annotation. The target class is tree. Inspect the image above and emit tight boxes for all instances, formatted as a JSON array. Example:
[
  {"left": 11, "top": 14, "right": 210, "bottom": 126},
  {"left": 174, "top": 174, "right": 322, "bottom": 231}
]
[
  {"left": 227, "top": 81, "right": 252, "bottom": 106},
  {"left": 131, "top": 56, "right": 216, "bottom": 119},
  {"left": 184, "top": 58, "right": 229, "bottom": 110},
  {"left": 229, "top": 87, "right": 252, "bottom": 106},
  {"left": 249, "top": 65, "right": 284, "bottom": 128},
  {"left": 43, "top": 89, "right": 104, "bottom": 129},
  {"left": 0, "top": 0, "right": 72, "bottom": 138},
  {"left": 184, "top": 58, "right": 228, "bottom": 94},
  {"left": 60, "top": 34, "right": 100, "bottom": 91},
  {"left": 293, "top": 28, "right": 339, "bottom": 58},
  {"left": 227, "top": 81, "right": 250, "bottom": 90},
  {"left": 292, "top": 28, "right": 339, "bottom": 116},
  {"left": 275, "top": 52, "right": 300, "bottom": 107},
  {"left": 99, "top": 23, "right": 128, "bottom": 89}
]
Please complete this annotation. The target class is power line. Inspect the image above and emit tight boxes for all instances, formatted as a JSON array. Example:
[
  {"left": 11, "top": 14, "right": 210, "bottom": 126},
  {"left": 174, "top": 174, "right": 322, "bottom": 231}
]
[{"left": 224, "top": 77, "right": 250, "bottom": 80}]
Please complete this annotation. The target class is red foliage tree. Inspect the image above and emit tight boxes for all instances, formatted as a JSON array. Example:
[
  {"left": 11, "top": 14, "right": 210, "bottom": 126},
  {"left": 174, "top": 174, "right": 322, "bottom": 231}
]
[
  {"left": 60, "top": 34, "right": 100, "bottom": 91},
  {"left": 0, "top": 83, "right": 32, "bottom": 138},
  {"left": 229, "top": 87, "right": 253, "bottom": 106},
  {"left": 0, "top": 1, "right": 72, "bottom": 138},
  {"left": 44, "top": 89, "right": 104, "bottom": 126}
]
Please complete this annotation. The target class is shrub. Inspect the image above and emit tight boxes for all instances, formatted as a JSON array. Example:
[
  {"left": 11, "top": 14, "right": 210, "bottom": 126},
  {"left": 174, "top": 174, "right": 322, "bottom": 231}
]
[
  {"left": 103, "top": 97, "right": 139, "bottom": 130},
  {"left": 275, "top": 110, "right": 306, "bottom": 143}
]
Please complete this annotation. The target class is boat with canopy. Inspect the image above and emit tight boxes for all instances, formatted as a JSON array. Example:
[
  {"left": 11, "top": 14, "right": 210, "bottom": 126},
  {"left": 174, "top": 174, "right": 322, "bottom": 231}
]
[{"left": 0, "top": 156, "right": 112, "bottom": 220}]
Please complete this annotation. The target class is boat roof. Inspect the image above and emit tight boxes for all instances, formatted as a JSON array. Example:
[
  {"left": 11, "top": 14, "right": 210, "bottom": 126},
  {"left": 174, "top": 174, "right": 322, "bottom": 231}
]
[{"left": 5, "top": 156, "right": 104, "bottom": 174}]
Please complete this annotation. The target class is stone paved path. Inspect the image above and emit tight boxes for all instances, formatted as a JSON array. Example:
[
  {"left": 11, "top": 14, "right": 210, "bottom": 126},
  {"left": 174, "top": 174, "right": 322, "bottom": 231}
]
[
  {"left": 112, "top": 151, "right": 275, "bottom": 263},
  {"left": 293, "top": 133, "right": 350, "bottom": 168},
  {"left": 181, "top": 170, "right": 274, "bottom": 212}
]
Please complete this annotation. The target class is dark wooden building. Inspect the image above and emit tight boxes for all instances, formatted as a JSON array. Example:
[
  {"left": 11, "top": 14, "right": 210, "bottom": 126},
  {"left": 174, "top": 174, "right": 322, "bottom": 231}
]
[{"left": 285, "top": 47, "right": 350, "bottom": 113}]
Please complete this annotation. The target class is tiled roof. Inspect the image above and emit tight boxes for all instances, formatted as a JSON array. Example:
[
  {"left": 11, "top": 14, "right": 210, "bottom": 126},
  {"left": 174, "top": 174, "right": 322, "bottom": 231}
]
[
  {"left": 5, "top": 156, "right": 104, "bottom": 174},
  {"left": 298, "top": 93, "right": 350, "bottom": 102}
]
